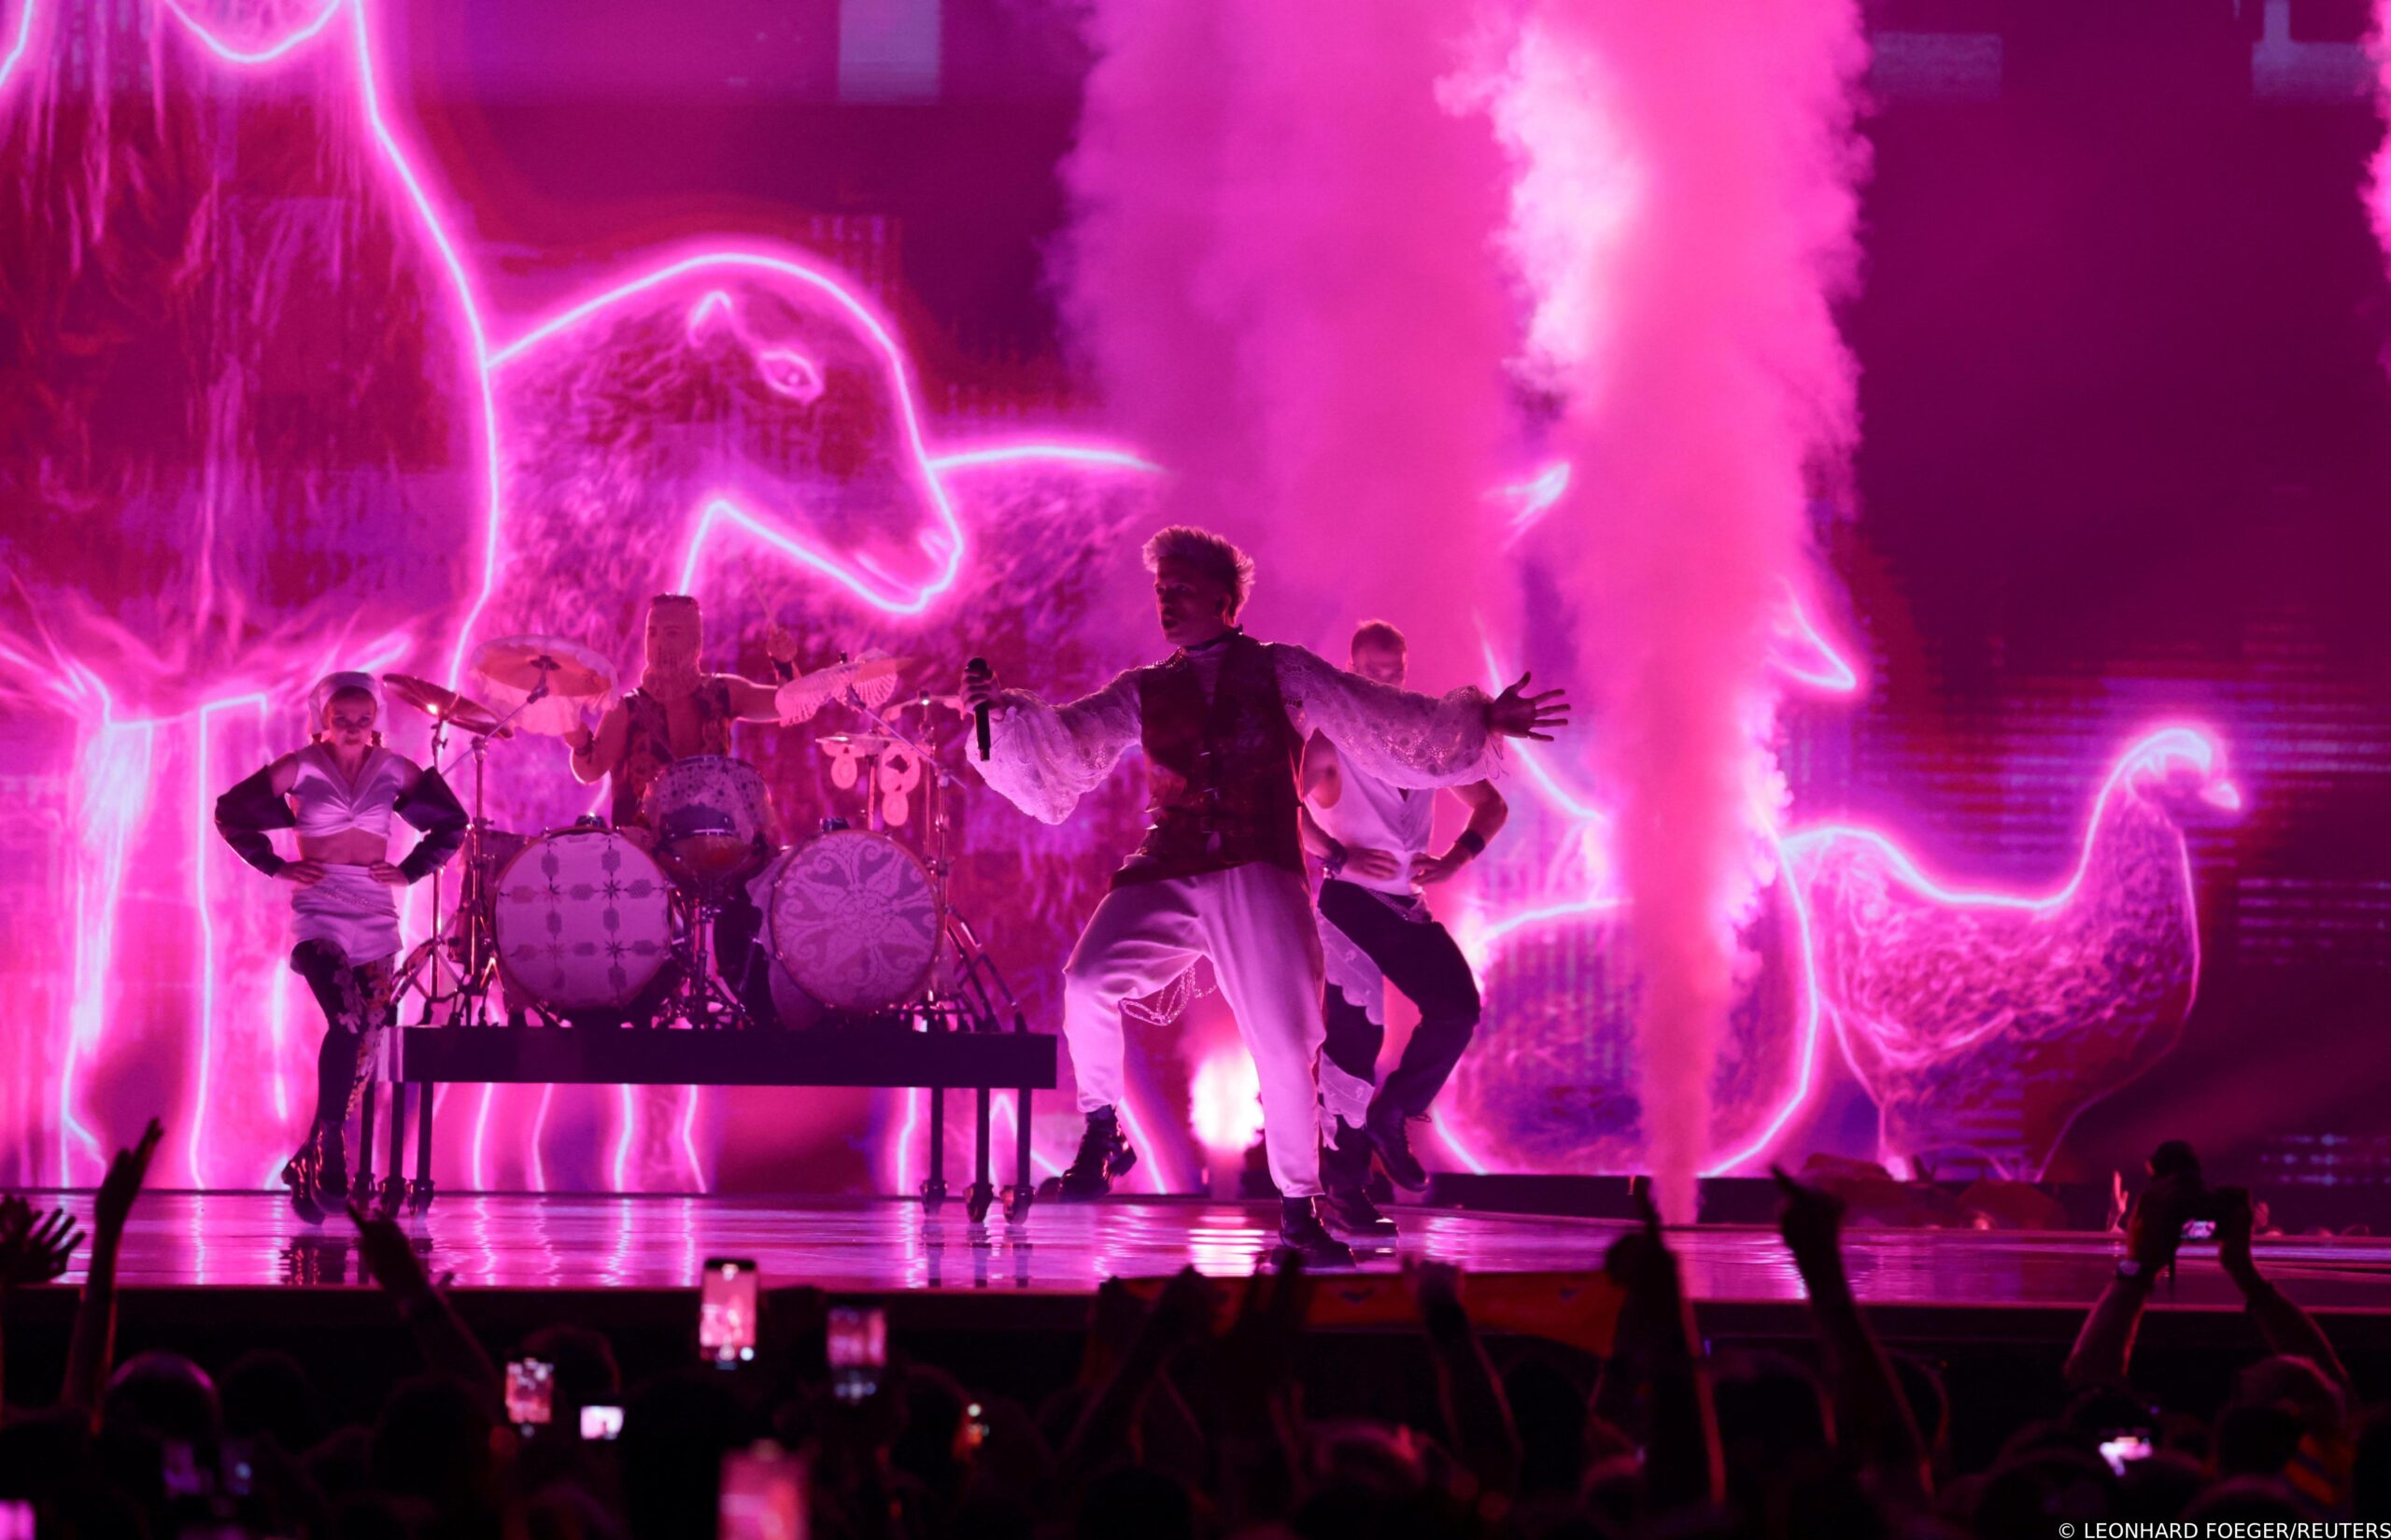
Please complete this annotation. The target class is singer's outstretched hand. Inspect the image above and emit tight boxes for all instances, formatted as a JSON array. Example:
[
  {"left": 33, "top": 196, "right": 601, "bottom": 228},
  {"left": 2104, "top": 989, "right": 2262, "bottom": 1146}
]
[
  {"left": 960, "top": 658, "right": 1000, "bottom": 712},
  {"left": 1490, "top": 673, "right": 1571, "bottom": 742}
]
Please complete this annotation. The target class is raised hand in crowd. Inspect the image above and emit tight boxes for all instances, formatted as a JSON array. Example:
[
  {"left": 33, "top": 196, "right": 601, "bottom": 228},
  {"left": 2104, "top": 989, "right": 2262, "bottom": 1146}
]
[
  {"left": 2217, "top": 1183, "right": 2353, "bottom": 1397},
  {"left": 348, "top": 1200, "right": 502, "bottom": 1409},
  {"left": 1061, "top": 1268, "right": 1213, "bottom": 1491},
  {"left": 1407, "top": 1258, "right": 1522, "bottom": 1503},
  {"left": 0, "top": 1195, "right": 81, "bottom": 1290},
  {"left": 1595, "top": 1191, "right": 1720, "bottom": 1512},
  {"left": 1772, "top": 1164, "right": 1931, "bottom": 1504},
  {"left": 2064, "top": 1144, "right": 2207, "bottom": 1389},
  {"left": 0, "top": 1194, "right": 82, "bottom": 1415},
  {"left": 64, "top": 1117, "right": 162, "bottom": 1422}
]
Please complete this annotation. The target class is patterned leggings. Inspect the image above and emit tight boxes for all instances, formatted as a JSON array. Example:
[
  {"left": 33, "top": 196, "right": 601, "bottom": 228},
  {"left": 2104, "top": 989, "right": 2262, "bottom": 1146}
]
[{"left": 289, "top": 940, "right": 396, "bottom": 1151}]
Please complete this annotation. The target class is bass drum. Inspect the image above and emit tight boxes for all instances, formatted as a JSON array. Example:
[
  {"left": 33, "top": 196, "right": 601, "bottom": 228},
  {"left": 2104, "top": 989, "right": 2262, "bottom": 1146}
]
[
  {"left": 492, "top": 827, "right": 676, "bottom": 1015},
  {"left": 763, "top": 828, "right": 941, "bottom": 1016}
]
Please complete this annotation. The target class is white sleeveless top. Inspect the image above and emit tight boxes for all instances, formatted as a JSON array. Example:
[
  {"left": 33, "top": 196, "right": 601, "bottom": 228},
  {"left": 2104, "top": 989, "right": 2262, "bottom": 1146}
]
[
  {"left": 289, "top": 744, "right": 407, "bottom": 840},
  {"left": 1308, "top": 757, "right": 1435, "bottom": 895}
]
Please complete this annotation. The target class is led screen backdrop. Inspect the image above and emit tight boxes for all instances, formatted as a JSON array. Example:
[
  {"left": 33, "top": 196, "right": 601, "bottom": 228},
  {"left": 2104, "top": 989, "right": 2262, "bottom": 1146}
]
[{"left": 2, "top": 0, "right": 2385, "bottom": 1202}]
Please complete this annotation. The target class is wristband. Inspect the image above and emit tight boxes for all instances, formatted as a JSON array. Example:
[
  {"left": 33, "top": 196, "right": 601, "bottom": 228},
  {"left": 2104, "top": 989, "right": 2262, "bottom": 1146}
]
[{"left": 1455, "top": 829, "right": 1487, "bottom": 858}]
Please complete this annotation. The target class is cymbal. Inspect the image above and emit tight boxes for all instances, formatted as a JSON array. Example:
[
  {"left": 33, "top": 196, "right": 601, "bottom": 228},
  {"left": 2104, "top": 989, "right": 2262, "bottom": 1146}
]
[
  {"left": 469, "top": 635, "right": 616, "bottom": 738},
  {"left": 819, "top": 733, "right": 898, "bottom": 757},
  {"left": 775, "top": 652, "right": 909, "bottom": 723},
  {"left": 383, "top": 673, "right": 506, "bottom": 736},
  {"left": 468, "top": 635, "right": 616, "bottom": 699}
]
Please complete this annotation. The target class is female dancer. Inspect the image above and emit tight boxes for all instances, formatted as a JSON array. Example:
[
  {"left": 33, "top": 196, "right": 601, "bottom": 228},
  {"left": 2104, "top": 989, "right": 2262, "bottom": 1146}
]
[{"left": 214, "top": 672, "right": 466, "bottom": 1219}]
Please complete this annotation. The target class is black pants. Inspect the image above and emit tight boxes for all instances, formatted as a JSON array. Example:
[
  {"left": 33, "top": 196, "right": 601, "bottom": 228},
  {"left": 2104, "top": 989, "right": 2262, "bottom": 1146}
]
[
  {"left": 1317, "top": 879, "right": 1480, "bottom": 1189},
  {"left": 714, "top": 883, "right": 779, "bottom": 1024},
  {"left": 289, "top": 940, "right": 396, "bottom": 1166}
]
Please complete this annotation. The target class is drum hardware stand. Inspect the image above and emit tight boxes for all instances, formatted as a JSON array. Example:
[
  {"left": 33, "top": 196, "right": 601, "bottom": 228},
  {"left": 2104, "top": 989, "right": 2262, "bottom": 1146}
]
[
  {"left": 657, "top": 885, "right": 757, "bottom": 1031},
  {"left": 375, "top": 678, "right": 549, "bottom": 1214},
  {"left": 846, "top": 685, "right": 1038, "bottom": 1223},
  {"left": 395, "top": 681, "right": 545, "bottom": 1027}
]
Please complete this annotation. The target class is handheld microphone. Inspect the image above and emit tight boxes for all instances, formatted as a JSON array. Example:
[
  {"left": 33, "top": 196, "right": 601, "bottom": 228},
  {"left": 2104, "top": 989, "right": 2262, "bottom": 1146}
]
[{"left": 968, "top": 657, "right": 992, "bottom": 761}]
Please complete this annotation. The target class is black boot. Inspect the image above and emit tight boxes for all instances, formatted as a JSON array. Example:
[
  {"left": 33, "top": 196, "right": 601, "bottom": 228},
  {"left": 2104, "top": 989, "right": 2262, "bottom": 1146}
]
[
  {"left": 319, "top": 1129, "right": 350, "bottom": 1212},
  {"left": 282, "top": 1134, "right": 328, "bottom": 1226},
  {"left": 1278, "top": 1197, "right": 1356, "bottom": 1267},
  {"left": 1040, "top": 1109, "right": 1137, "bottom": 1201},
  {"left": 1323, "top": 1187, "right": 1399, "bottom": 1247},
  {"left": 1365, "top": 1099, "right": 1429, "bottom": 1194}
]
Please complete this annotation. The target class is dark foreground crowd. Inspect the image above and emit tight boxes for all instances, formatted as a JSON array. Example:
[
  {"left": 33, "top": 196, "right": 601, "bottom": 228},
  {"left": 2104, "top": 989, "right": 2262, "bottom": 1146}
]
[{"left": 0, "top": 1120, "right": 2382, "bottom": 1539}]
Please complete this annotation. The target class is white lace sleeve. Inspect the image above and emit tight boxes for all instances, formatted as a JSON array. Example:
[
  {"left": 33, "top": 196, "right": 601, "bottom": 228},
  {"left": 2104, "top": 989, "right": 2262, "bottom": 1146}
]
[
  {"left": 1273, "top": 644, "right": 1502, "bottom": 790},
  {"left": 969, "top": 671, "right": 1142, "bottom": 825}
]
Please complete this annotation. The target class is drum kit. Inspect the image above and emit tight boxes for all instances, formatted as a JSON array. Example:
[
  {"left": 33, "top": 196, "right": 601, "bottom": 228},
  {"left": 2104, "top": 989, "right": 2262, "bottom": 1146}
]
[{"left": 389, "top": 634, "right": 1018, "bottom": 1038}]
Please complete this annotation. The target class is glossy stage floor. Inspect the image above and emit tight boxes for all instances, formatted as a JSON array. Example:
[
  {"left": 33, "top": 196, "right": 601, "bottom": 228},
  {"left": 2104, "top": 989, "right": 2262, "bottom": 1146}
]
[{"left": 17, "top": 1192, "right": 2391, "bottom": 1351}]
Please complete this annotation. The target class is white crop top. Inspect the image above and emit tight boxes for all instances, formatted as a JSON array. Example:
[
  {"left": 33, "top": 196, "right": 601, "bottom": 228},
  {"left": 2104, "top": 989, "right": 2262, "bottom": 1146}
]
[
  {"left": 1309, "top": 757, "right": 1436, "bottom": 896},
  {"left": 289, "top": 745, "right": 408, "bottom": 840}
]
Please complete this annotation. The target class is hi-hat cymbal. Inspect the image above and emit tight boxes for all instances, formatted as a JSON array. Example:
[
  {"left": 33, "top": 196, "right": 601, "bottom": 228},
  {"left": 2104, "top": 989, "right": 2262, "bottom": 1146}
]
[
  {"left": 468, "top": 635, "right": 616, "bottom": 699},
  {"left": 383, "top": 673, "right": 506, "bottom": 736},
  {"left": 775, "top": 653, "right": 910, "bottom": 723}
]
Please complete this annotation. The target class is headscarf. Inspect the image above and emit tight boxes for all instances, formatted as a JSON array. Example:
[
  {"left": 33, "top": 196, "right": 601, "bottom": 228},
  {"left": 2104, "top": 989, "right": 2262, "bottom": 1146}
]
[{"left": 308, "top": 671, "right": 385, "bottom": 734}]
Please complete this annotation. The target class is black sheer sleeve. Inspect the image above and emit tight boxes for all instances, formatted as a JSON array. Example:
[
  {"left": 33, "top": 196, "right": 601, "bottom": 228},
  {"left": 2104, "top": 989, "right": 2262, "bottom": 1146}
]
[
  {"left": 214, "top": 765, "right": 293, "bottom": 877},
  {"left": 395, "top": 766, "right": 469, "bottom": 883}
]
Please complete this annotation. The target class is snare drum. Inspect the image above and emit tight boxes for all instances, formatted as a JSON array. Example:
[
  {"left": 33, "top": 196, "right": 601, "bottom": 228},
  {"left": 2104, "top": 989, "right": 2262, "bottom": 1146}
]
[
  {"left": 764, "top": 828, "right": 941, "bottom": 1013},
  {"left": 644, "top": 756, "right": 772, "bottom": 888},
  {"left": 492, "top": 827, "right": 675, "bottom": 1013}
]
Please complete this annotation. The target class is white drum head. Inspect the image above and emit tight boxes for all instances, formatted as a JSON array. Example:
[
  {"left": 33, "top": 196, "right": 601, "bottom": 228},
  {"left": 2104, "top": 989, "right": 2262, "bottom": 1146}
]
[
  {"left": 493, "top": 828, "right": 675, "bottom": 1012},
  {"left": 768, "top": 829, "right": 940, "bottom": 1013}
]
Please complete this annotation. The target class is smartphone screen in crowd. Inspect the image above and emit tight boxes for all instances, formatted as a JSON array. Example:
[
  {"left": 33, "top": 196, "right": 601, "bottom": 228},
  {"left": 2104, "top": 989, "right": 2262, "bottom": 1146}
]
[
  {"left": 506, "top": 1358, "right": 555, "bottom": 1429},
  {"left": 2099, "top": 1434, "right": 2155, "bottom": 1476},
  {"left": 581, "top": 1404, "right": 625, "bottom": 1441},
  {"left": 720, "top": 1442, "right": 806, "bottom": 1540},
  {"left": 701, "top": 1258, "right": 761, "bottom": 1366},
  {"left": 828, "top": 1306, "right": 886, "bottom": 1405}
]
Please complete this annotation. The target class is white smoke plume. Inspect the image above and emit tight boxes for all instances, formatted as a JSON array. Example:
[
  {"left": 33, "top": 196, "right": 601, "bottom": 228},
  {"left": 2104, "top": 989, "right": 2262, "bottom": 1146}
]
[
  {"left": 1055, "top": 0, "right": 1521, "bottom": 683},
  {"left": 1488, "top": 0, "right": 1869, "bottom": 1221}
]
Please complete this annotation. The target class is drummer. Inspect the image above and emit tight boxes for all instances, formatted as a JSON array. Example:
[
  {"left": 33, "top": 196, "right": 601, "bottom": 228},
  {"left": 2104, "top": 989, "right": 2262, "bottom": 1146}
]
[{"left": 563, "top": 593, "right": 805, "bottom": 1009}]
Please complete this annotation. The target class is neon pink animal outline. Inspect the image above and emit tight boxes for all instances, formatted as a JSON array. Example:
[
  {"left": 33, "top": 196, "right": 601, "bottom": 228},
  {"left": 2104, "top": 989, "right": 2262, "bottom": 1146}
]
[
  {"left": 0, "top": 0, "right": 1104, "bottom": 1191},
  {"left": 1783, "top": 726, "right": 2237, "bottom": 1180}
]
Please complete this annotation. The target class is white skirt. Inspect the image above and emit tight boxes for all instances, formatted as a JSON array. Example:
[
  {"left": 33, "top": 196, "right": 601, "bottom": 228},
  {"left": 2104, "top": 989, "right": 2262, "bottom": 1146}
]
[{"left": 290, "top": 865, "right": 402, "bottom": 965}]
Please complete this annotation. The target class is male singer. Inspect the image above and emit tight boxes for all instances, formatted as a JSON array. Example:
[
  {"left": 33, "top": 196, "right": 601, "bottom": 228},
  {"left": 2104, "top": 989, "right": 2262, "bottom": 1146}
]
[{"left": 961, "top": 526, "right": 1567, "bottom": 1264}]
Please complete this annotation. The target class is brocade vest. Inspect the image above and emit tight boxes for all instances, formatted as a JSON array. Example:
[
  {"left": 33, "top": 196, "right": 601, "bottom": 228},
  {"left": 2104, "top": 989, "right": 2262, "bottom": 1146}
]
[
  {"left": 610, "top": 679, "right": 736, "bottom": 830},
  {"left": 1118, "top": 632, "right": 1305, "bottom": 888}
]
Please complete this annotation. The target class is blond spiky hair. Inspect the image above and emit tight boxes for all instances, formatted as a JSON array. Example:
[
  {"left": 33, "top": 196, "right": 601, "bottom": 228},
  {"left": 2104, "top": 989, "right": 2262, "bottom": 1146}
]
[{"left": 1141, "top": 525, "right": 1255, "bottom": 616}]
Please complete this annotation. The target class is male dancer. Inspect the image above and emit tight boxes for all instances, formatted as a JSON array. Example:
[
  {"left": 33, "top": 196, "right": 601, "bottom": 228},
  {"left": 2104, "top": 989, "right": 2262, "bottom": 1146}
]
[
  {"left": 962, "top": 528, "right": 1567, "bottom": 1263},
  {"left": 1300, "top": 620, "right": 1507, "bottom": 1244},
  {"left": 563, "top": 593, "right": 804, "bottom": 1015}
]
